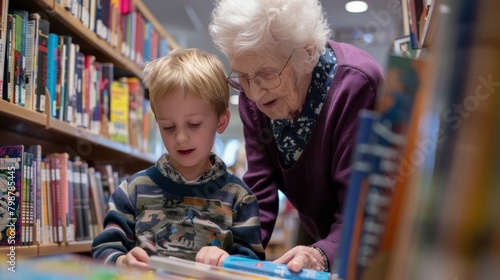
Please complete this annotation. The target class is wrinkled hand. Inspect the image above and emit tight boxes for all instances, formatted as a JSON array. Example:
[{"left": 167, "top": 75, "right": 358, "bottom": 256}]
[
  {"left": 272, "top": 245, "right": 326, "bottom": 273},
  {"left": 195, "top": 246, "right": 229, "bottom": 266},
  {"left": 116, "top": 247, "right": 150, "bottom": 269}
]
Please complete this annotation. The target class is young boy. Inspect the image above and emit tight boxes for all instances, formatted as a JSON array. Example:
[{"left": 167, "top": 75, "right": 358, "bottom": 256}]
[{"left": 92, "top": 48, "right": 265, "bottom": 269}]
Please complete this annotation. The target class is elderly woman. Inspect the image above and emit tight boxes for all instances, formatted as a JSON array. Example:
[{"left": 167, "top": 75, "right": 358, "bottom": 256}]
[{"left": 209, "top": 0, "right": 385, "bottom": 273}]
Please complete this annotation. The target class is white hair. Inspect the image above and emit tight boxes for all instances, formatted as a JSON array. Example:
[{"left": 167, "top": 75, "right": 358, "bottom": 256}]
[{"left": 209, "top": 0, "right": 331, "bottom": 70}]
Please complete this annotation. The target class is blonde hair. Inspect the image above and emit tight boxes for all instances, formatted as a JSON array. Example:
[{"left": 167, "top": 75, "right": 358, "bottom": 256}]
[{"left": 142, "top": 48, "right": 229, "bottom": 117}]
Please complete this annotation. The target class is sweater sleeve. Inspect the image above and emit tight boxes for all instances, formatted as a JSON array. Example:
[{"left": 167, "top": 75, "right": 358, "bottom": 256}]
[
  {"left": 238, "top": 93, "right": 281, "bottom": 248},
  {"left": 228, "top": 193, "right": 266, "bottom": 260},
  {"left": 91, "top": 180, "right": 137, "bottom": 264},
  {"left": 312, "top": 43, "right": 385, "bottom": 264}
]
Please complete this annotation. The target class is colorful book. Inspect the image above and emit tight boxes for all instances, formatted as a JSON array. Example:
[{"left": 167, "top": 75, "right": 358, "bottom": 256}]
[
  {"left": 149, "top": 255, "right": 278, "bottom": 280},
  {"left": 0, "top": 145, "right": 24, "bottom": 246},
  {"left": 109, "top": 80, "right": 129, "bottom": 144},
  {"left": 11, "top": 13, "right": 23, "bottom": 106},
  {"left": 222, "top": 256, "right": 330, "bottom": 280}
]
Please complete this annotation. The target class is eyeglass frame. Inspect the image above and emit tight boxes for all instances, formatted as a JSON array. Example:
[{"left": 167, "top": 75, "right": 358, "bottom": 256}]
[{"left": 227, "top": 49, "right": 295, "bottom": 92}]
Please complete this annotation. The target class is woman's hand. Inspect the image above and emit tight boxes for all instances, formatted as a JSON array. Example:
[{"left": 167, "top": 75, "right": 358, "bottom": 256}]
[
  {"left": 195, "top": 246, "right": 229, "bottom": 266},
  {"left": 116, "top": 247, "right": 150, "bottom": 269},
  {"left": 272, "top": 245, "right": 327, "bottom": 272}
]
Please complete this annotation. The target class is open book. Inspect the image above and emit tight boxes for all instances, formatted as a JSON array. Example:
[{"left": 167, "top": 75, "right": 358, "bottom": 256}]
[{"left": 148, "top": 255, "right": 330, "bottom": 280}]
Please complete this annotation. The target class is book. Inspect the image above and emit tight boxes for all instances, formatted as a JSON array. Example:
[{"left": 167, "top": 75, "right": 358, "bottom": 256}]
[
  {"left": 32, "top": 13, "right": 50, "bottom": 113},
  {"left": 0, "top": 145, "right": 24, "bottom": 246},
  {"left": 149, "top": 255, "right": 281, "bottom": 280},
  {"left": 109, "top": 79, "right": 129, "bottom": 144},
  {"left": 0, "top": 0, "right": 9, "bottom": 98},
  {"left": 3, "top": 14, "right": 14, "bottom": 103},
  {"left": 47, "top": 33, "right": 59, "bottom": 118},
  {"left": 25, "top": 15, "right": 37, "bottom": 110},
  {"left": 12, "top": 10, "right": 28, "bottom": 107},
  {"left": 127, "top": 77, "right": 143, "bottom": 149},
  {"left": 334, "top": 110, "right": 379, "bottom": 279},
  {"left": 223, "top": 256, "right": 331, "bottom": 280}
]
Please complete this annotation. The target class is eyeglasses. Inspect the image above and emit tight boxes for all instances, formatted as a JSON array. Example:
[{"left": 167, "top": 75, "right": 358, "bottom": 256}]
[{"left": 227, "top": 49, "right": 295, "bottom": 92}]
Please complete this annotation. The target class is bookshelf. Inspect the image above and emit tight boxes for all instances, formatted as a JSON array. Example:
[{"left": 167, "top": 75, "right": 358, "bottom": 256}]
[{"left": 0, "top": 0, "right": 178, "bottom": 256}]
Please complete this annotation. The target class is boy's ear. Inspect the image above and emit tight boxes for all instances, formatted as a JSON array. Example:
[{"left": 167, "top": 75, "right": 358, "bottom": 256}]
[{"left": 216, "top": 109, "right": 231, "bottom": 134}]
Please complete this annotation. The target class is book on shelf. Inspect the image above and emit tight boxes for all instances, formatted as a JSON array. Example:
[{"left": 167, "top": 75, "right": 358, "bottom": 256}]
[
  {"left": 127, "top": 77, "right": 144, "bottom": 149},
  {"left": 2, "top": 14, "right": 13, "bottom": 103},
  {"left": 12, "top": 10, "right": 28, "bottom": 108},
  {"left": 0, "top": 145, "right": 24, "bottom": 246},
  {"left": 47, "top": 33, "right": 59, "bottom": 118},
  {"left": 32, "top": 13, "right": 50, "bottom": 113},
  {"left": 0, "top": 0, "right": 9, "bottom": 97},
  {"left": 109, "top": 79, "right": 129, "bottom": 144}
]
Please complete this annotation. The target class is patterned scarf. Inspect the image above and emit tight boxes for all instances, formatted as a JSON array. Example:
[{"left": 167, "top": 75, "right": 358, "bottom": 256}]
[{"left": 271, "top": 44, "right": 338, "bottom": 167}]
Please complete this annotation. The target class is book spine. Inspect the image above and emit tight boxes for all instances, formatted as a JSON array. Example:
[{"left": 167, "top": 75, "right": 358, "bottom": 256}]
[
  {"left": 335, "top": 110, "right": 379, "bottom": 279},
  {"left": 12, "top": 11, "right": 27, "bottom": 107},
  {"left": 0, "top": 0, "right": 10, "bottom": 97},
  {"left": 80, "top": 162, "right": 91, "bottom": 240},
  {"left": 47, "top": 33, "right": 59, "bottom": 118},
  {"left": 25, "top": 18, "right": 36, "bottom": 110},
  {"left": 75, "top": 51, "right": 84, "bottom": 127},
  {"left": 0, "top": 145, "right": 24, "bottom": 246},
  {"left": 35, "top": 18, "right": 49, "bottom": 113}
]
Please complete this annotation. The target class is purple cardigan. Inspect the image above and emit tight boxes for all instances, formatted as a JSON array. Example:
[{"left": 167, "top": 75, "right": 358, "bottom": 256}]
[{"left": 238, "top": 41, "right": 385, "bottom": 264}]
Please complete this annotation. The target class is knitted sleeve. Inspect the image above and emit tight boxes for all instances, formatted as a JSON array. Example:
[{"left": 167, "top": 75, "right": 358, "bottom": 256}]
[
  {"left": 227, "top": 190, "right": 266, "bottom": 260},
  {"left": 91, "top": 180, "right": 137, "bottom": 264}
]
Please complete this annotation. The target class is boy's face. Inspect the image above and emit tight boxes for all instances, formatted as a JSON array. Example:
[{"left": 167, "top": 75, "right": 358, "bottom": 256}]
[{"left": 155, "top": 88, "right": 230, "bottom": 180}]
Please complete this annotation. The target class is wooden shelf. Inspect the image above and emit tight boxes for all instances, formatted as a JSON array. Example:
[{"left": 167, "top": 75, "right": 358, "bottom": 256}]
[
  {"left": 0, "top": 99, "right": 47, "bottom": 128},
  {"left": 0, "top": 245, "right": 38, "bottom": 258},
  {"left": 0, "top": 241, "right": 92, "bottom": 258},
  {"left": 39, "top": 241, "right": 92, "bottom": 256}
]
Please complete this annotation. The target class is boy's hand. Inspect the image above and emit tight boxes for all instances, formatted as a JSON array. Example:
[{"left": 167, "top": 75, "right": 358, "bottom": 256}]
[
  {"left": 195, "top": 246, "right": 229, "bottom": 266},
  {"left": 117, "top": 247, "right": 150, "bottom": 269}
]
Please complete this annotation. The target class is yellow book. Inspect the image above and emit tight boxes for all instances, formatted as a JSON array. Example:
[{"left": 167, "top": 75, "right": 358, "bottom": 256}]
[{"left": 109, "top": 80, "right": 129, "bottom": 144}]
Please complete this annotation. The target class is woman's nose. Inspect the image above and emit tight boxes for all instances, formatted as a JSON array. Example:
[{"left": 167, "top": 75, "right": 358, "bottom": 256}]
[{"left": 245, "top": 82, "right": 267, "bottom": 102}]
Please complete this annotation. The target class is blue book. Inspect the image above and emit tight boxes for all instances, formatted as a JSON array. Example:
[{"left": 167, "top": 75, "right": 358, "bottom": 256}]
[
  {"left": 222, "top": 256, "right": 330, "bottom": 280},
  {"left": 335, "top": 110, "right": 379, "bottom": 279},
  {"left": 47, "top": 33, "right": 59, "bottom": 118},
  {"left": 144, "top": 22, "right": 152, "bottom": 62}
]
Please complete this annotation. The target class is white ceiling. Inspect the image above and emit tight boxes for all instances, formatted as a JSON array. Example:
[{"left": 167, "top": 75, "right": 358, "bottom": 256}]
[{"left": 142, "top": 0, "right": 403, "bottom": 143}]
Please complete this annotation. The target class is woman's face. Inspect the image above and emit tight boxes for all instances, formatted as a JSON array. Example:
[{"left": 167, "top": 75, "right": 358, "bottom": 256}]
[{"left": 231, "top": 52, "right": 311, "bottom": 120}]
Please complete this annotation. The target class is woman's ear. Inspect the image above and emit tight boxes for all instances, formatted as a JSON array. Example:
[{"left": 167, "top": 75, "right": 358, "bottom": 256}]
[
  {"left": 216, "top": 109, "right": 231, "bottom": 134},
  {"left": 303, "top": 42, "right": 317, "bottom": 69}
]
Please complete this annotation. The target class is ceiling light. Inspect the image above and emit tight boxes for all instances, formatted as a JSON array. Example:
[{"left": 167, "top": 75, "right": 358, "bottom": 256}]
[{"left": 345, "top": 1, "right": 368, "bottom": 13}]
